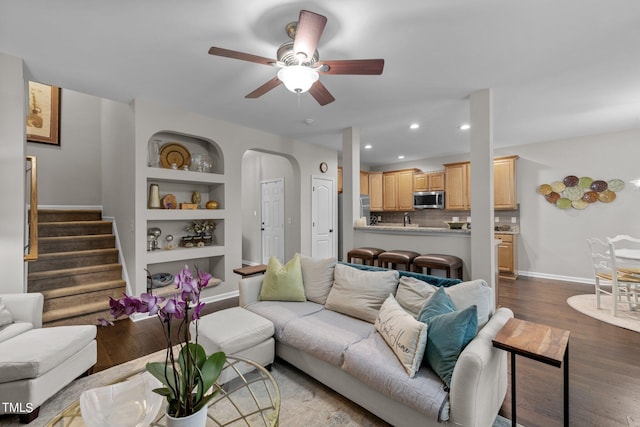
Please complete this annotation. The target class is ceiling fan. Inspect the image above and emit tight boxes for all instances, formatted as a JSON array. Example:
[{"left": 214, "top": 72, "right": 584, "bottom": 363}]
[{"left": 208, "top": 10, "right": 384, "bottom": 106}]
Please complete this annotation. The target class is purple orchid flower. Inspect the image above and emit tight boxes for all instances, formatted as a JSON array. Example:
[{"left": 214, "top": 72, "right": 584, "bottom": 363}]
[
  {"left": 192, "top": 301, "right": 206, "bottom": 320},
  {"left": 140, "top": 293, "right": 165, "bottom": 316},
  {"left": 108, "top": 296, "right": 126, "bottom": 318},
  {"left": 96, "top": 317, "right": 114, "bottom": 327},
  {"left": 121, "top": 294, "right": 142, "bottom": 315},
  {"left": 196, "top": 271, "right": 212, "bottom": 289}
]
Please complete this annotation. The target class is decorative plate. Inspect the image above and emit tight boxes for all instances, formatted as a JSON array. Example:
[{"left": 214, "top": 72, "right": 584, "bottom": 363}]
[
  {"left": 571, "top": 199, "right": 588, "bottom": 210},
  {"left": 590, "top": 180, "right": 608, "bottom": 192},
  {"left": 161, "top": 194, "right": 177, "bottom": 209},
  {"left": 563, "top": 186, "right": 583, "bottom": 201},
  {"left": 608, "top": 178, "right": 625, "bottom": 192},
  {"left": 537, "top": 184, "right": 552, "bottom": 195},
  {"left": 556, "top": 198, "right": 572, "bottom": 209},
  {"left": 545, "top": 191, "right": 560, "bottom": 204},
  {"left": 582, "top": 191, "right": 599, "bottom": 203},
  {"left": 563, "top": 175, "right": 579, "bottom": 187},
  {"left": 598, "top": 189, "right": 616, "bottom": 203},
  {"left": 551, "top": 181, "right": 566, "bottom": 193},
  {"left": 160, "top": 143, "right": 191, "bottom": 169},
  {"left": 578, "top": 176, "right": 593, "bottom": 189}
]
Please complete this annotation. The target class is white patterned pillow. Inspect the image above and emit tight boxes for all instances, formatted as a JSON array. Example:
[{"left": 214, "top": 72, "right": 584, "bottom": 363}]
[
  {"left": 0, "top": 299, "right": 13, "bottom": 327},
  {"left": 375, "top": 294, "right": 428, "bottom": 377}
]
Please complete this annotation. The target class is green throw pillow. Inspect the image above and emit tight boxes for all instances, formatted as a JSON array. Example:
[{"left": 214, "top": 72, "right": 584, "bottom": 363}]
[
  {"left": 423, "top": 305, "right": 478, "bottom": 388},
  {"left": 259, "top": 255, "right": 306, "bottom": 302}
]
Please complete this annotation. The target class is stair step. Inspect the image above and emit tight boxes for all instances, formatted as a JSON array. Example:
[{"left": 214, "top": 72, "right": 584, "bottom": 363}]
[
  {"left": 28, "top": 264, "right": 123, "bottom": 292},
  {"left": 40, "top": 279, "right": 126, "bottom": 299},
  {"left": 39, "top": 234, "right": 116, "bottom": 254},
  {"left": 37, "top": 209, "right": 103, "bottom": 223},
  {"left": 43, "top": 282, "right": 126, "bottom": 312},
  {"left": 39, "top": 220, "right": 113, "bottom": 237},
  {"left": 29, "top": 248, "right": 120, "bottom": 272},
  {"left": 42, "top": 300, "right": 112, "bottom": 325}
]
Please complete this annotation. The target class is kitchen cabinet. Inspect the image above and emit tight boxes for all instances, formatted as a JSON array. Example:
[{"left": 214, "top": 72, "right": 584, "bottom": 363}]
[
  {"left": 414, "top": 171, "right": 445, "bottom": 192},
  {"left": 369, "top": 172, "right": 383, "bottom": 211},
  {"left": 494, "top": 155, "right": 519, "bottom": 210},
  {"left": 360, "top": 171, "right": 369, "bottom": 195},
  {"left": 444, "top": 156, "right": 518, "bottom": 210},
  {"left": 144, "top": 134, "right": 226, "bottom": 293},
  {"left": 444, "top": 162, "right": 471, "bottom": 210},
  {"left": 382, "top": 169, "right": 417, "bottom": 211},
  {"left": 337, "top": 167, "right": 343, "bottom": 193},
  {"left": 495, "top": 233, "right": 518, "bottom": 279}
]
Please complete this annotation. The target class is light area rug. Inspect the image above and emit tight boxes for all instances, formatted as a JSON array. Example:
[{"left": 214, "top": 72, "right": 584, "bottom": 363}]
[
  {"left": 0, "top": 349, "right": 513, "bottom": 427},
  {"left": 567, "top": 294, "right": 640, "bottom": 333}
]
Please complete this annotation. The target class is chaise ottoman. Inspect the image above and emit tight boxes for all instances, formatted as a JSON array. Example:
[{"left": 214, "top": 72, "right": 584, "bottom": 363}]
[{"left": 191, "top": 307, "right": 275, "bottom": 369}]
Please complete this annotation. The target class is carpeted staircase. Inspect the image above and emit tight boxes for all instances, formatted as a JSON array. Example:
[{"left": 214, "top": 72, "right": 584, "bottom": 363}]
[{"left": 27, "top": 209, "right": 126, "bottom": 327}]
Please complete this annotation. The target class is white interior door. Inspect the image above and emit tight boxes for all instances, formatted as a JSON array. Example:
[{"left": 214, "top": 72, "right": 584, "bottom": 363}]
[
  {"left": 312, "top": 176, "right": 335, "bottom": 258},
  {"left": 261, "top": 178, "right": 285, "bottom": 264}
]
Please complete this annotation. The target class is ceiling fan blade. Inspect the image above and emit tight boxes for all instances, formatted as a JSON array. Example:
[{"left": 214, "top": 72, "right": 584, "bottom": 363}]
[
  {"left": 318, "top": 59, "right": 385, "bottom": 75},
  {"left": 309, "top": 80, "right": 335, "bottom": 106},
  {"left": 293, "top": 10, "right": 327, "bottom": 63},
  {"left": 208, "top": 47, "right": 276, "bottom": 66},
  {"left": 245, "top": 77, "right": 283, "bottom": 98}
]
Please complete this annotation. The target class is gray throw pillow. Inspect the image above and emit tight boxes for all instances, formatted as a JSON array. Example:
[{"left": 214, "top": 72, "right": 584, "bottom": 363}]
[
  {"left": 0, "top": 300, "right": 13, "bottom": 327},
  {"left": 299, "top": 254, "right": 337, "bottom": 305},
  {"left": 395, "top": 276, "right": 438, "bottom": 318}
]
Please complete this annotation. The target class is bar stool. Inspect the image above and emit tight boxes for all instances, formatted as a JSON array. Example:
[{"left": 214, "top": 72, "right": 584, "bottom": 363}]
[
  {"left": 413, "top": 254, "right": 464, "bottom": 279},
  {"left": 378, "top": 250, "right": 420, "bottom": 271},
  {"left": 347, "top": 247, "right": 386, "bottom": 266}
]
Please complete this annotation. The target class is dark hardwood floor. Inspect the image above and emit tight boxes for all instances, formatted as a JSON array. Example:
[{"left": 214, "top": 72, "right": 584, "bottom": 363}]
[{"left": 96, "top": 276, "right": 640, "bottom": 427}]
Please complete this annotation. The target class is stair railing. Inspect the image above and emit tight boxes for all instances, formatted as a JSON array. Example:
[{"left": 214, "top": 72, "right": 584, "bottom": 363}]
[{"left": 24, "top": 156, "right": 38, "bottom": 261}]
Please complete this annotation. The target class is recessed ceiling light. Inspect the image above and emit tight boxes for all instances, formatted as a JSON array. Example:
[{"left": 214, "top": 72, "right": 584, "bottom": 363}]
[
  {"left": 303, "top": 118, "right": 314, "bottom": 125},
  {"left": 409, "top": 123, "right": 420, "bottom": 130},
  {"left": 398, "top": 155, "right": 405, "bottom": 159},
  {"left": 364, "top": 144, "right": 372, "bottom": 149},
  {"left": 458, "top": 123, "right": 470, "bottom": 130}
]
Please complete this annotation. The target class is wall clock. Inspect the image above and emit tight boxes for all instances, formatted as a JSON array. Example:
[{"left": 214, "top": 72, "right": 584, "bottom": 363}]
[{"left": 319, "top": 162, "right": 328, "bottom": 173}]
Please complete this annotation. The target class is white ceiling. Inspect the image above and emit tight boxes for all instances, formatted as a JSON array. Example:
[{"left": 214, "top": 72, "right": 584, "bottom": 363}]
[{"left": 2, "top": 1, "right": 640, "bottom": 166}]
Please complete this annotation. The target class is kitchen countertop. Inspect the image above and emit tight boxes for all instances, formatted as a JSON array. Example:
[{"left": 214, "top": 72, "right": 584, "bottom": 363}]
[{"left": 355, "top": 224, "right": 520, "bottom": 235}]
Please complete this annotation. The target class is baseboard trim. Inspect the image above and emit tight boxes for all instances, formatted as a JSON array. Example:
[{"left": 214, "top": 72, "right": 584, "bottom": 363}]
[
  {"left": 128, "top": 290, "right": 239, "bottom": 322},
  {"left": 517, "top": 270, "right": 594, "bottom": 286}
]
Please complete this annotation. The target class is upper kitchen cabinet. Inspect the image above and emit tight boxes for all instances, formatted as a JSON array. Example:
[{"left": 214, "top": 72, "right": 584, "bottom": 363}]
[
  {"left": 383, "top": 169, "right": 418, "bottom": 211},
  {"left": 369, "top": 172, "right": 383, "bottom": 211},
  {"left": 493, "top": 155, "right": 519, "bottom": 210},
  {"left": 414, "top": 171, "right": 445, "bottom": 192},
  {"left": 337, "top": 166, "right": 343, "bottom": 193},
  {"left": 444, "top": 162, "right": 471, "bottom": 210},
  {"left": 360, "top": 171, "right": 369, "bottom": 195},
  {"left": 444, "top": 156, "right": 518, "bottom": 210}
]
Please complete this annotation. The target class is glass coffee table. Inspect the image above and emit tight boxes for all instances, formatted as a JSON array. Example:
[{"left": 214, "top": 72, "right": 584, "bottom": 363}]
[{"left": 47, "top": 356, "right": 280, "bottom": 427}]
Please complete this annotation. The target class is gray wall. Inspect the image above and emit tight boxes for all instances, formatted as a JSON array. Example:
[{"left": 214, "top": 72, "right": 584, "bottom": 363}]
[{"left": 26, "top": 89, "right": 102, "bottom": 206}]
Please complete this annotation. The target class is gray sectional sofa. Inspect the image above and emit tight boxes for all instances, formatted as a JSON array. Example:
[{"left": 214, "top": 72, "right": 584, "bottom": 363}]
[{"left": 239, "top": 259, "right": 513, "bottom": 427}]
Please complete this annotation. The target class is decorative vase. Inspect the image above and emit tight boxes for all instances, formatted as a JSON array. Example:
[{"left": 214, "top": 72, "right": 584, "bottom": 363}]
[
  {"left": 206, "top": 200, "right": 219, "bottom": 209},
  {"left": 164, "top": 405, "right": 208, "bottom": 427},
  {"left": 148, "top": 184, "right": 161, "bottom": 209}
]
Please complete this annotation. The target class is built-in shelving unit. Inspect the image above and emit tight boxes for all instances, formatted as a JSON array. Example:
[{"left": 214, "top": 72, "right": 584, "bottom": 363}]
[{"left": 142, "top": 132, "right": 226, "bottom": 292}]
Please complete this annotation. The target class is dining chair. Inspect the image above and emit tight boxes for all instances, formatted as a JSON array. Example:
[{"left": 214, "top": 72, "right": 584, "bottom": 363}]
[
  {"left": 607, "top": 235, "right": 640, "bottom": 311},
  {"left": 587, "top": 237, "right": 640, "bottom": 317}
]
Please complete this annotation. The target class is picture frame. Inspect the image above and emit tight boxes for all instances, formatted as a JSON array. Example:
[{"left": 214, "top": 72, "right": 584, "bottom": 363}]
[{"left": 26, "top": 81, "right": 61, "bottom": 145}]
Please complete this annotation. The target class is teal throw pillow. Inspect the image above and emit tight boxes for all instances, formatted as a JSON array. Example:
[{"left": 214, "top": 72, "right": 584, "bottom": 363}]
[
  {"left": 423, "top": 305, "right": 478, "bottom": 388},
  {"left": 417, "top": 287, "right": 456, "bottom": 323},
  {"left": 259, "top": 255, "right": 306, "bottom": 302}
]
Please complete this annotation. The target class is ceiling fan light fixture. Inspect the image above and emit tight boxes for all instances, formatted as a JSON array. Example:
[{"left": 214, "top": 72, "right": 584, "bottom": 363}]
[{"left": 278, "top": 65, "right": 319, "bottom": 94}]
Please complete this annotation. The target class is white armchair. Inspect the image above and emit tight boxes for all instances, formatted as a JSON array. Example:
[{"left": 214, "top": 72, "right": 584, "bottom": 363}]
[{"left": 0, "top": 293, "right": 97, "bottom": 423}]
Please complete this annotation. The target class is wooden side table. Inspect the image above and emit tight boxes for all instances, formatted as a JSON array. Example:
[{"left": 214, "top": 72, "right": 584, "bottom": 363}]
[
  {"left": 233, "top": 264, "right": 268, "bottom": 277},
  {"left": 492, "top": 318, "right": 570, "bottom": 427}
]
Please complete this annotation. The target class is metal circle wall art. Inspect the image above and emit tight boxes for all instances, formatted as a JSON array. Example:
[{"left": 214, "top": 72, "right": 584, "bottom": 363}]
[{"left": 537, "top": 175, "right": 624, "bottom": 210}]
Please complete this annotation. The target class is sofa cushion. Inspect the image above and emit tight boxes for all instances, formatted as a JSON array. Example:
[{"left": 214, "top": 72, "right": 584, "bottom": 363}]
[
  {"left": 280, "top": 309, "right": 374, "bottom": 366},
  {"left": 0, "top": 322, "right": 33, "bottom": 344},
  {"left": 0, "top": 301, "right": 13, "bottom": 327},
  {"left": 259, "top": 255, "right": 306, "bottom": 302},
  {"left": 325, "top": 264, "right": 399, "bottom": 323},
  {"left": 419, "top": 291, "right": 478, "bottom": 388},
  {"left": 395, "top": 276, "right": 439, "bottom": 318},
  {"left": 0, "top": 325, "right": 96, "bottom": 383},
  {"left": 339, "top": 262, "right": 461, "bottom": 287},
  {"left": 375, "top": 294, "right": 427, "bottom": 377},
  {"left": 342, "top": 332, "right": 450, "bottom": 421},
  {"left": 299, "top": 254, "right": 336, "bottom": 305},
  {"left": 445, "top": 279, "right": 492, "bottom": 328},
  {"left": 245, "top": 301, "right": 323, "bottom": 339}
]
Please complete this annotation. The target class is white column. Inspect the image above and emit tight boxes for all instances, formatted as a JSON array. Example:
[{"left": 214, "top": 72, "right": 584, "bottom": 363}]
[
  {"left": 0, "top": 53, "right": 27, "bottom": 293},
  {"left": 469, "top": 89, "right": 496, "bottom": 300},
  {"left": 341, "top": 127, "right": 360, "bottom": 260}
]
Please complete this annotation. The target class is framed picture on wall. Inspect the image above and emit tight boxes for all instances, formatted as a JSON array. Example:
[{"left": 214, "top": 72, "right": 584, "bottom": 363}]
[{"left": 26, "top": 81, "right": 61, "bottom": 145}]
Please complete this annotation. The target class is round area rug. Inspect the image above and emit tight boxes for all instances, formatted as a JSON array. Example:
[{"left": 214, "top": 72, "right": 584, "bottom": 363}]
[{"left": 567, "top": 294, "right": 640, "bottom": 333}]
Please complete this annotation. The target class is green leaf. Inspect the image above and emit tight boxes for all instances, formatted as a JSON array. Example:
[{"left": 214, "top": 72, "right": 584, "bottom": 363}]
[
  {"left": 200, "top": 352, "right": 226, "bottom": 395},
  {"left": 193, "top": 388, "right": 220, "bottom": 413},
  {"left": 146, "top": 362, "right": 178, "bottom": 400},
  {"left": 152, "top": 387, "right": 173, "bottom": 397}
]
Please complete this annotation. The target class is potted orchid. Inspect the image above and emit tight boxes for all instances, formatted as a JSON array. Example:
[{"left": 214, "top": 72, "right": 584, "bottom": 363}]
[{"left": 99, "top": 265, "right": 225, "bottom": 425}]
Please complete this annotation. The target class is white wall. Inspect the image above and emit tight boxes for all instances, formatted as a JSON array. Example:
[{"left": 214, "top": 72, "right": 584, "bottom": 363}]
[
  {"left": 26, "top": 89, "right": 102, "bottom": 206},
  {"left": 0, "top": 53, "right": 26, "bottom": 292}
]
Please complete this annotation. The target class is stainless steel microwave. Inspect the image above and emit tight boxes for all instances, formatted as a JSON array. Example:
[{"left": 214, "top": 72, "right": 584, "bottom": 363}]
[{"left": 413, "top": 191, "right": 445, "bottom": 209}]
